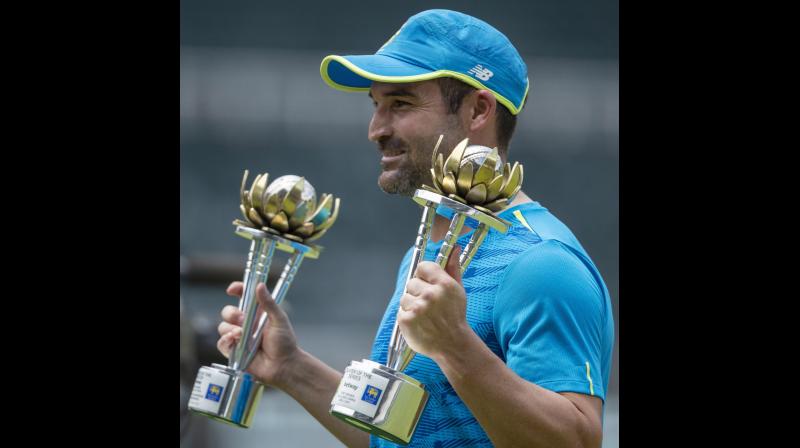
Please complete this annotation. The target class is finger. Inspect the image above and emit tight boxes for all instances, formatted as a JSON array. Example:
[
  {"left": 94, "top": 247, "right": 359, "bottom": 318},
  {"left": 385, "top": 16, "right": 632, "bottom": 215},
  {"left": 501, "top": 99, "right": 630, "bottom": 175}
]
[
  {"left": 399, "top": 292, "right": 417, "bottom": 312},
  {"left": 396, "top": 306, "right": 416, "bottom": 328},
  {"left": 221, "top": 305, "right": 244, "bottom": 325},
  {"left": 404, "top": 277, "right": 427, "bottom": 296},
  {"left": 255, "top": 283, "right": 290, "bottom": 328},
  {"left": 226, "top": 281, "right": 244, "bottom": 298},
  {"left": 444, "top": 244, "right": 463, "bottom": 285},
  {"left": 216, "top": 329, "right": 241, "bottom": 359},
  {"left": 414, "top": 261, "right": 449, "bottom": 284},
  {"left": 217, "top": 321, "right": 240, "bottom": 337}
]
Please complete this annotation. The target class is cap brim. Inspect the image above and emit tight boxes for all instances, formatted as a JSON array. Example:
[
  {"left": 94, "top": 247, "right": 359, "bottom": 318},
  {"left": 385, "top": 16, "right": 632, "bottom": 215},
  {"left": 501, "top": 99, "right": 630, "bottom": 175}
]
[
  {"left": 320, "top": 54, "right": 441, "bottom": 91},
  {"left": 320, "top": 54, "right": 528, "bottom": 115}
]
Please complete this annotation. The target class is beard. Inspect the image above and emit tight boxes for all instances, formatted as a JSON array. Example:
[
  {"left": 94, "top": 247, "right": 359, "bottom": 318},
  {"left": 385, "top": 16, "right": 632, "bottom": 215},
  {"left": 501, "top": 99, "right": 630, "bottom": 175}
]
[
  {"left": 377, "top": 120, "right": 465, "bottom": 196},
  {"left": 377, "top": 136, "right": 428, "bottom": 196}
]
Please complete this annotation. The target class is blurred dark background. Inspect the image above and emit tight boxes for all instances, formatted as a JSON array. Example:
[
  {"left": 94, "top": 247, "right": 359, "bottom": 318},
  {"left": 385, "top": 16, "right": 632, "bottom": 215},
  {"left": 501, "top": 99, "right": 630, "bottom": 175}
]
[{"left": 180, "top": 1, "right": 618, "bottom": 446}]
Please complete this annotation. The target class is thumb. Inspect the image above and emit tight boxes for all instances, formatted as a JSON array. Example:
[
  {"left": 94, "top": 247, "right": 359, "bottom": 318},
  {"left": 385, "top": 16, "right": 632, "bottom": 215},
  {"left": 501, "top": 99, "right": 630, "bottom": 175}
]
[
  {"left": 255, "top": 283, "right": 290, "bottom": 328},
  {"left": 445, "top": 244, "right": 463, "bottom": 285}
]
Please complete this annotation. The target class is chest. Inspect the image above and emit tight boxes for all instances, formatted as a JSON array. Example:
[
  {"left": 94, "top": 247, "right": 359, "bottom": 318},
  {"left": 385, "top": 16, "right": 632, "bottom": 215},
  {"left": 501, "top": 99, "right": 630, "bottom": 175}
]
[{"left": 371, "top": 234, "right": 528, "bottom": 385}]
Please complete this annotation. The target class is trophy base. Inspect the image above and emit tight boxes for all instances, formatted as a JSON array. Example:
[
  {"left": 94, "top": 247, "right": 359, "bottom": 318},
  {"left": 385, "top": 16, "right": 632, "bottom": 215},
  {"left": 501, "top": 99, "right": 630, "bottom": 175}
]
[
  {"left": 330, "top": 359, "right": 428, "bottom": 445},
  {"left": 188, "top": 363, "right": 264, "bottom": 428}
]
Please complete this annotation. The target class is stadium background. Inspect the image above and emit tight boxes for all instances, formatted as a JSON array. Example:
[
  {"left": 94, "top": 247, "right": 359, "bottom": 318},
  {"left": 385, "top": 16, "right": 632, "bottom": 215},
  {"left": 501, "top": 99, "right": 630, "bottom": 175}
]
[{"left": 179, "top": 1, "right": 619, "bottom": 446}]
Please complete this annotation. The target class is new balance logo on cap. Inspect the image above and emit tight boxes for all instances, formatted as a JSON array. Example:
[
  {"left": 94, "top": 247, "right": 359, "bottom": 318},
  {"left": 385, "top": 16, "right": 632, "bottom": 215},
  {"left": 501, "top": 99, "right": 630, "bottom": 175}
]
[{"left": 468, "top": 64, "right": 494, "bottom": 81}]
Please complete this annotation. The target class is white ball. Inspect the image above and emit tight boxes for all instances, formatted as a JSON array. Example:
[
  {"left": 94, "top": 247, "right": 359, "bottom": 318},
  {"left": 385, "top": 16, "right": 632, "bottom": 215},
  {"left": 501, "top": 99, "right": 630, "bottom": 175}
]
[
  {"left": 266, "top": 175, "right": 317, "bottom": 211},
  {"left": 459, "top": 145, "right": 503, "bottom": 175}
]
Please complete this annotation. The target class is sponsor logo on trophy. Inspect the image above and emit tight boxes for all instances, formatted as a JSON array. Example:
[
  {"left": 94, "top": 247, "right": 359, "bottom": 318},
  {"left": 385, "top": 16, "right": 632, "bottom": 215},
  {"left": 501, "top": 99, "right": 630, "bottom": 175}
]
[
  {"left": 330, "top": 136, "right": 523, "bottom": 444},
  {"left": 188, "top": 170, "right": 340, "bottom": 428}
]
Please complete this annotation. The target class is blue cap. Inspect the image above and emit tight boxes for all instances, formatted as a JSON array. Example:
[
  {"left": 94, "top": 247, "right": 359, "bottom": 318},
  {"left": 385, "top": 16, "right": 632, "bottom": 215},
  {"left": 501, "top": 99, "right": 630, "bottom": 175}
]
[{"left": 320, "top": 9, "right": 529, "bottom": 115}]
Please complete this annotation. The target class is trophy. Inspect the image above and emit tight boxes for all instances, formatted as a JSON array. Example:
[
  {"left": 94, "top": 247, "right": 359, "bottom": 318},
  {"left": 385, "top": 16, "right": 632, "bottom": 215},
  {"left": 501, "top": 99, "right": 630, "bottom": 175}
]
[
  {"left": 188, "top": 170, "right": 340, "bottom": 428},
  {"left": 329, "top": 136, "right": 523, "bottom": 444}
]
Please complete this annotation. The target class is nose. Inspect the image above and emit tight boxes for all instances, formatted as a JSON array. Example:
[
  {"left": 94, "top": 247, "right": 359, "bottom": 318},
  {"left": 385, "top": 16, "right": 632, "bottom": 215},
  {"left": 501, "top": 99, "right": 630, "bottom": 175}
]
[{"left": 368, "top": 108, "right": 392, "bottom": 144}]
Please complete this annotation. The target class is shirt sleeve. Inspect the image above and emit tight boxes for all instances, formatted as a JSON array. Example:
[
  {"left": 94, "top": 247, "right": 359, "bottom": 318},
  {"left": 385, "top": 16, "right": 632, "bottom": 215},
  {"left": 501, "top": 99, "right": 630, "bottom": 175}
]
[{"left": 492, "top": 239, "right": 607, "bottom": 400}]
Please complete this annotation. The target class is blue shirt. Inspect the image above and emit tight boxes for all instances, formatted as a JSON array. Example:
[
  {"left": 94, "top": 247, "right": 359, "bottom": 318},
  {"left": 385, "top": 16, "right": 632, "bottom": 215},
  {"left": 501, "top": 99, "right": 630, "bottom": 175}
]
[{"left": 369, "top": 202, "right": 615, "bottom": 447}]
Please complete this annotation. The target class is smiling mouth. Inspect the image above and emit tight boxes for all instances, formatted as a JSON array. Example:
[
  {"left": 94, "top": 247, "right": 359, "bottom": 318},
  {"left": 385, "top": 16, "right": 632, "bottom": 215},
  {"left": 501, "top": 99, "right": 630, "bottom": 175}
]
[{"left": 380, "top": 151, "right": 406, "bottom": 166}]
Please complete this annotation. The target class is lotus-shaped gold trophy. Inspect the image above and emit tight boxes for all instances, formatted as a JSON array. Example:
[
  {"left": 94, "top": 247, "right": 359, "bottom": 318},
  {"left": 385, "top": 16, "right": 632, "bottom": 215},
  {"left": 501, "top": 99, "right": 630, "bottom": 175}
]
[
  {"left": 236, "top": 171, "right": 340, "bottom": 243},
  {"left": 330, "top": 136, "right": 524, "bottom": 445},
  {"left": 189, "top": 170, "right": 340, "bottom": 429},
  {"left": 426, "top": 136, "right": 523, "bottom": 213}
]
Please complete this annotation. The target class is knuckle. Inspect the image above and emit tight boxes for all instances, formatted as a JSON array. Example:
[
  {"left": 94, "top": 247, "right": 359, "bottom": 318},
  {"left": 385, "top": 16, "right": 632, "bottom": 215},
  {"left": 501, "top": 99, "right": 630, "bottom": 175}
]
[
  {"left": 221, "top": 306, "right": 240, "bottom": 322},
  {"left": 416, "top": 262, "right": 434, "bottom": 275},
  {"left": 397, "top": 310, "right": 415, "bottom": 324},
  {"left": 441, "top": 277, "right": 457, "bottom": 291}
]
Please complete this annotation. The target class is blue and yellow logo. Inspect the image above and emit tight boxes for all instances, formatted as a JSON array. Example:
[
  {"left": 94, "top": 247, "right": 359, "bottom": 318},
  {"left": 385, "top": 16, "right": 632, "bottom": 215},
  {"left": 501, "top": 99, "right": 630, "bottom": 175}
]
[
  {"left": 206, "top": 383, "right": 224, "bottom": 402},
  {"left": 361, "top": 385, "right": 382, "bottom": 405}
]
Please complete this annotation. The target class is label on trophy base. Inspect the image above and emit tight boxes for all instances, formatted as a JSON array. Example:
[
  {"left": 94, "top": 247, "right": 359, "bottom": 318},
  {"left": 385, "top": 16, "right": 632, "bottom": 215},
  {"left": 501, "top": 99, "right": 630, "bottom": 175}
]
[
  {"left": 332, "top": 363, "right": 390, "bottom": 418},
  {"left": 189, "top": 366, "right": 231, "bottom": 415}
]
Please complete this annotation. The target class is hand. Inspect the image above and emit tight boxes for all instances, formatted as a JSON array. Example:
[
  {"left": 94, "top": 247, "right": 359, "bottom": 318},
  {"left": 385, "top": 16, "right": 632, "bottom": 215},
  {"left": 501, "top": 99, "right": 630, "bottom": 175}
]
[
  {"left": 216, "top": 282, "right": 300, "bottom": 388},
  {"left": 397, "top": 246, "right": 472, "bottom": 360}
]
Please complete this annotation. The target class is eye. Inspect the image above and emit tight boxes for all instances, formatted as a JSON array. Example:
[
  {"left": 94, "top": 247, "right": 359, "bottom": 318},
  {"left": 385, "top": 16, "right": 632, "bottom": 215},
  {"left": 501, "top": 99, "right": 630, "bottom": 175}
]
[{"left": 393, "top": 100, "right": 411, "bottom": 108}]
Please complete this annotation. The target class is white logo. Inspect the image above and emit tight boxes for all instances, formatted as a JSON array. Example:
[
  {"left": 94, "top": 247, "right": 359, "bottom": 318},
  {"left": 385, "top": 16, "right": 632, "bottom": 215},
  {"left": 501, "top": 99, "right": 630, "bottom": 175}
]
[{"left": 468, "top": 64, "right": 494, "bottom": 81}]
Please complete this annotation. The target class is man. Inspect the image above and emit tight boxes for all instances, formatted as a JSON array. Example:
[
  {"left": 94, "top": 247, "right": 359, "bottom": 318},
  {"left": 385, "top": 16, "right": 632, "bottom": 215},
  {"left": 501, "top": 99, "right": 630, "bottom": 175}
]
[{"left": 217, "top": 9, "right": 614, "bottom": 448}]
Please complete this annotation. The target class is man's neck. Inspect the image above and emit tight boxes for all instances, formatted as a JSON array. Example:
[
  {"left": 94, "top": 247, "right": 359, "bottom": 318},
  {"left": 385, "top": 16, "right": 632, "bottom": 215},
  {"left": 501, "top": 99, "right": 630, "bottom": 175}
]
[{"left": 429, "top": 191, "right": 533, "bottom": 241}]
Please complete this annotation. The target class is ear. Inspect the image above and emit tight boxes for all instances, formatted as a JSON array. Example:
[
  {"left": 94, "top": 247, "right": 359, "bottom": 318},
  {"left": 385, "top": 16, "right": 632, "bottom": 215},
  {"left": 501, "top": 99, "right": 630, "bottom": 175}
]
[{"left": 466, "top": 90, "right": 496, "bottom": 133}]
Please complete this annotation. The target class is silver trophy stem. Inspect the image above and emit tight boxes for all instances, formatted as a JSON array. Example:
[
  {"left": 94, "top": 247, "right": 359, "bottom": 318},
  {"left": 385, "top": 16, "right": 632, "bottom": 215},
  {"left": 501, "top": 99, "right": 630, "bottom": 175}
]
[
  {"left": 388, "top": 209, "right": 468, "bottom": 372},
  {"left": 458, "top": 222, "right": 489, "bottom": 270},
  {"left": 229, "top": 237, "right": 277, "bottom": 371},
  {"left": 434, "top": 213, "right": 467, "bottom": 268},
  {"left": 240, "top": 252, "right": 305, "bottom": 371},
  {"left": 403, "top": 201, "right": 438, "bottom": 290},
  {"left": 386, "top": 201, "right": 436, "bottom": 370}
]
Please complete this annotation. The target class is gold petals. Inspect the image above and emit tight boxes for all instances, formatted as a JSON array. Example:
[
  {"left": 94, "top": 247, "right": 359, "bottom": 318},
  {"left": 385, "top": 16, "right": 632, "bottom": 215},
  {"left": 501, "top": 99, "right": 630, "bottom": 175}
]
[
  {"left": 269, "top": 211, "right": 289, "bottom": 233},
  {"left": 465, "top": 183, "right": 488, "bottom": 204},
  {"left": 427, "top": 138, "right": 523, "bottom": 214}
]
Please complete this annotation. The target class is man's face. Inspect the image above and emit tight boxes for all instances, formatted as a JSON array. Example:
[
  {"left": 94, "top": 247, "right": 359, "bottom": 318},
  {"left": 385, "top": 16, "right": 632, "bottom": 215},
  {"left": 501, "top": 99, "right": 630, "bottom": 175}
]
[{"left": 368, "top": 80, "right": 467, "bottom": 196}]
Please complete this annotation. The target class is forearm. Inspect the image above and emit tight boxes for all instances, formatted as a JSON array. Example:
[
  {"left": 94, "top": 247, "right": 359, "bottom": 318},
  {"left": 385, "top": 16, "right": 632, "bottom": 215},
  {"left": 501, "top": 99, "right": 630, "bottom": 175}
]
[
  {"left": 273, "top": 349, "right": 370, "bottom": 448},
  {"left": 432, "top": 331, "right": 601, "bottom": 448}
]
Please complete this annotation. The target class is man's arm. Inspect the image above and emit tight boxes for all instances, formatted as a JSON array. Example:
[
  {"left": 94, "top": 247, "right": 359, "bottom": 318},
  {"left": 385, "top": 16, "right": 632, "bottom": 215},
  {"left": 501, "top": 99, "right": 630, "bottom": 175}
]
[
  {"left": 272, "top": 348, "right": 371, "bottom": 448},
  {"left": 218, "top": 282, "right": 369, "bottom": 448},
  {"left": 433, "top": 327, "right": 603, "bottom": 447},
  {"left": 398, "top": 249, "right": 603, "bottom": 448}
]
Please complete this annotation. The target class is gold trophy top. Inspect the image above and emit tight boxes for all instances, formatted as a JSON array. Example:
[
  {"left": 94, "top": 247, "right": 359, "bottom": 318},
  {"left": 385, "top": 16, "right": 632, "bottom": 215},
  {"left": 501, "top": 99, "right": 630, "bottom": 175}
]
[
  {"left": 233, "top": 170, "right": 341, "bottom": 257},
  {"left": 424, "top": 136, "right": 523, "bottom": 216}
]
